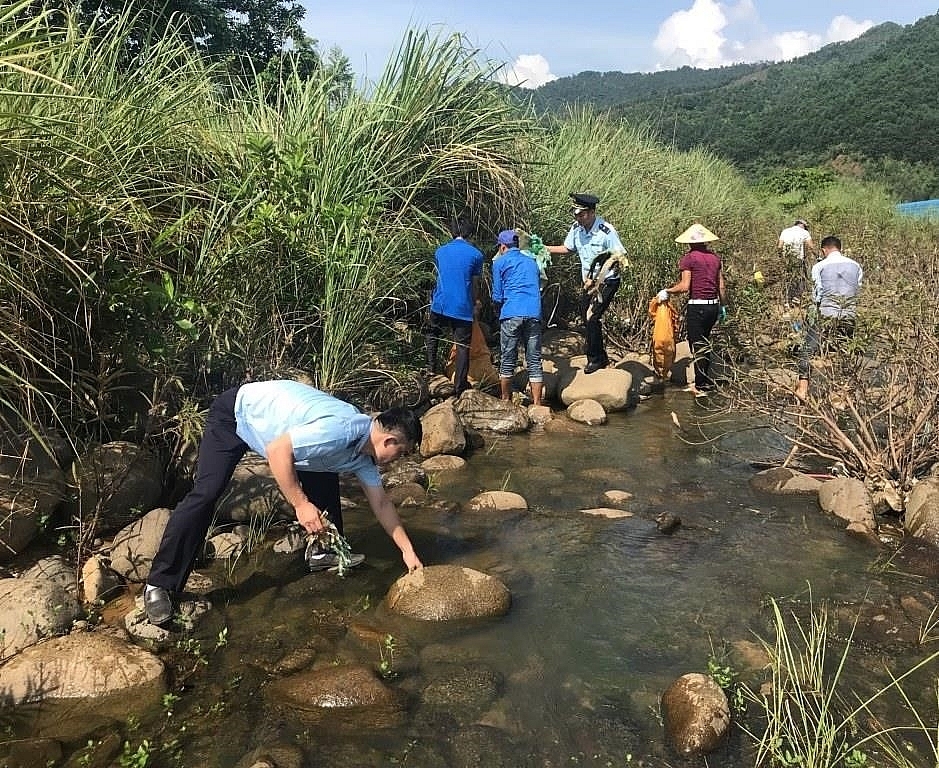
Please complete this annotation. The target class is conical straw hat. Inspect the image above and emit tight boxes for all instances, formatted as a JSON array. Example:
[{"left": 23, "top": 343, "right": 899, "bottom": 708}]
[{"left": 675, "top": 223, "right": 719, "bottom": 243}]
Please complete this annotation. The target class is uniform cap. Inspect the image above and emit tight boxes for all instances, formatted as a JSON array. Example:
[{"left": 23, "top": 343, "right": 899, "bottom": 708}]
[
  {"left": 675, "top": 223, "right": 719, "bottom": 244},
  {"left": 569, "top": 192, "right": 599, "bottom": 213},
  {"left": 496, "top": 229, "right": 518, "bottom": 246},
  {"left": 795, "top": 219, "right": 809, "bottom": 227}
]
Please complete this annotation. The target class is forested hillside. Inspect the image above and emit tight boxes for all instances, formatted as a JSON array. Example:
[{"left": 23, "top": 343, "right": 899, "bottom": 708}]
[{"left": 532, "top": 15, "right": 939, "bottom": 199}]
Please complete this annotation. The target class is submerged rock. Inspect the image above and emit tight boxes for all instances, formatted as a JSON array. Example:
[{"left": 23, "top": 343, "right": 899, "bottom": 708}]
[
  {"left": 265, "top": 664, "right": 405, "bottom": 729},
  {"left": 661, "top": 672, "right": 730, "bottom": 756},
  {"left": 750, "top": 467, "right": 823, "bottom": 495}
]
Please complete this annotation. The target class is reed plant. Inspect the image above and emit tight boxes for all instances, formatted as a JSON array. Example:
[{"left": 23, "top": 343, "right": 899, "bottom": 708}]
[{"left": 742, "top": 595, "right": 939, "bottom": 768}]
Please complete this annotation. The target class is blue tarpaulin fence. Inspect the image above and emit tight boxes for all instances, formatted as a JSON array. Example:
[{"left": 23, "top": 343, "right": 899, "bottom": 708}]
[{"left": 896, "top": 199, "right": 939, "bottom": 219}]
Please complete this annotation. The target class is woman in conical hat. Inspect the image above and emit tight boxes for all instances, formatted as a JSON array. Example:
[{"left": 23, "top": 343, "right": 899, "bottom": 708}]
[{"left": 657, "top": 223, "right": 725, "bottom": 396}]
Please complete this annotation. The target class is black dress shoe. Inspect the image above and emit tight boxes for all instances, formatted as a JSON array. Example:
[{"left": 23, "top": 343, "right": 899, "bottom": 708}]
[
  {"left": 144, "top": 585, "right": 173, "bottom": 625},
  {"left": 583, "top": 361, "right": 603, "bottom": 374}
]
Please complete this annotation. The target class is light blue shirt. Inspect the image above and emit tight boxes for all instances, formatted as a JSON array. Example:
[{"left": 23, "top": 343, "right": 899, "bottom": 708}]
[
  {"left": 234, "top": 381, "right": 381, "bottom": 487},
  {"left": 563, "top": 216, "right": 625, "bottom": 281}
]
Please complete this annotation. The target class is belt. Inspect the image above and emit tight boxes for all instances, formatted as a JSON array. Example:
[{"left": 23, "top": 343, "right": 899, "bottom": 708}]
[{"left": 687, "top": 298, "right": 720, "bottom": 305}]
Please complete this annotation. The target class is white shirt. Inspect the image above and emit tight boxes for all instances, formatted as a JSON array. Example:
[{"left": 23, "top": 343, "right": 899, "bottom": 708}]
[
  {"left": 779, "top": 225, "right": 812, "bottom": 261},
  {"left": 811, "top": 250, "right": 863, "bottom": 319}
]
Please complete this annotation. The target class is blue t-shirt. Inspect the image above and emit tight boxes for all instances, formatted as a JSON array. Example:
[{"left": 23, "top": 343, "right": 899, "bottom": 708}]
[
  {"left": 234, "top": 381, "right": 381, "bottom": 487},
  {"left": 492, "top": 248, "right": 542, "bottom": 320},
  {"left": 430, "top": 238, "right": 484, "bottom": 321},
  {"left": 563, "top": 216, "right": 625, "bottom": 281}
]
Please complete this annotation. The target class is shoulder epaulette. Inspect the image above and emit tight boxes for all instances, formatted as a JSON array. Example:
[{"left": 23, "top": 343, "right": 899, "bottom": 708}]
[{"left": 598, "top": 222, "right": 610, "bottom": 234}]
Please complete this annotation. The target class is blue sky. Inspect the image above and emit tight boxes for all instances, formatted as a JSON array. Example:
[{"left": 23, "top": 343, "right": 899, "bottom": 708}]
[{"left": 299, "top": 1, "right": 939, "bottom": 87}]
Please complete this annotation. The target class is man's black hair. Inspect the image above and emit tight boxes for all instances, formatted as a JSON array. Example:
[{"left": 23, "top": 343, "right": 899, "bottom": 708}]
[
  {"left": 377, "top": 406, "right": 422, "bottom": 449},
  {"left": 820, "top": 235, "right": 841, "bottom": 250},
  {"left": 449, "top": 215, "right": 474, "bottom": 239}
]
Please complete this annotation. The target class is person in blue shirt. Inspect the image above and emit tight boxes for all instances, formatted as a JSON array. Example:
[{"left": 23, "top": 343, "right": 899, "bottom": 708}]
[
  {"left": 492, "top": 229, "right": 544, "bottom": 406},
  {"left": 143, "top": 380, "right": 423, "bottom": 625},
  {"left": 425, "top": 216, "right": 484, "bottom": 395},
  {"left": 546, "top": 193, "right": 626, "bottom": 373}
]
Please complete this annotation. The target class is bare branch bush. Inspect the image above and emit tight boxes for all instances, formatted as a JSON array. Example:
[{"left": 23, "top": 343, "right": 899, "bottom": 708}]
[{"left": 712, "top": 229, "right": 939, "bottom": 498}]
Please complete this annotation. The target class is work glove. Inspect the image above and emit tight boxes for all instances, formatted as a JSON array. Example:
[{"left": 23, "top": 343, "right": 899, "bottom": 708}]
[
  {"left": 657, "top": 289, "right": 670, "bottom": 303},
  {"left": 719, "top": 305, "right": 728, "bottom": 323}
]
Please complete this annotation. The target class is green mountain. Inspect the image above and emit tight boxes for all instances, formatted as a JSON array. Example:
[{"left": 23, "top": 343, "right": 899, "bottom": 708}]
[{"left": 532, "top": 15, "right": 939, "bottom": 198}]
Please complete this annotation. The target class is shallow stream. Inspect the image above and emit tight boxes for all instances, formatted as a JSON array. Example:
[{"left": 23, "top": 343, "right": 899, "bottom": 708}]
[{"left": 15, "top": 389, "right": 939, "bottom": 767}]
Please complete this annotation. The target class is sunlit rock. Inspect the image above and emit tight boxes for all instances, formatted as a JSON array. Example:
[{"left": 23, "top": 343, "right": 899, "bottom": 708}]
[
  {"left": 904, "top": 477, "right": 939, "bottom": 547},
  {"left": 0, "top": 576, "right": 81, "bottom": 660},
  {"left": 818, "top": 477, "right": 876, "bottom": 530},
  {"left": 466, "top": 491, "right": 527, "bottom": 512},
  {"left": 567, "top": 398, "right": 607, "bottom": 425},
  {"left": 421, "top": 454, "right": 467, "bottom": 472},
  {"left": 0, "top": 631, "right": 164, "bottom": 706},
  {"left": 109, "top": 507, "right": 172, "bottom": 582},
  {"left": 384, "top": 564, "right": 511, "bottom": 621},
  {"left": 420, "top": 400, "right": 466, "bottom": 457}
]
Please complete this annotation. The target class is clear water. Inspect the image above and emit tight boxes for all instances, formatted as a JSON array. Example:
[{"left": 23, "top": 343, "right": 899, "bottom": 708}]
[{"left": 12, "top": 390, "right": 935, "bottom": 767}]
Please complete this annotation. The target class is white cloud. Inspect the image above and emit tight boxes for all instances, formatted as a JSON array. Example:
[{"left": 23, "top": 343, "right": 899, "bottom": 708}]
[
  {"left": 826, "top": 15, "right": 875, "bottom": 43},
  {"left": 654, "top": 2, "right": 878, "bottom": 70},
  {"left": 499, "top": 54, "right": 558, "bottom": 89},
  {"left": 771, "top": 30, "right": 823, "bottom": 60},
  {"left": 653, "top": 0, "right": 728, "bottom": 69}
]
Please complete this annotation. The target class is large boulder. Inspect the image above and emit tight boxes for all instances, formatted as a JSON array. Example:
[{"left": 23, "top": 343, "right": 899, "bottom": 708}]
[
  {"left": 817, "top": 477, "right": 876, "bottom": 530},
  {"left": 559, "top": 367, "right": 633, "bottom": 411},
  {"left": 0, "top": 631, "right": 164, "bottom": 709},
  {"left": 65, "top": 441, "right": 163, "bottom": 536},
  {"left": 0, "top": 576, "right": 81, "bottom": 659},
  {"left": 0, "top": 470, "right": 66, "bottom": 563},
  {"left": 453, "top": 390, "right": 529, "bottom": 433},
  {"left": 904, "top": 477, "right": 939, "bottom": 547},
  {"left": 420, "top": 401, "right": 466, "bottom": 457},
  {"left": 108, "top": 507, "right": 173, "bottom": 582},
  {"left": 661, "top": 673, "right": 731, "bottom": 756},
  {"left": 384, "top": 564, "right": 511, "bottom": 621},
  {"left": 214, "top": 454, "right": 293, "bottom": 523}
]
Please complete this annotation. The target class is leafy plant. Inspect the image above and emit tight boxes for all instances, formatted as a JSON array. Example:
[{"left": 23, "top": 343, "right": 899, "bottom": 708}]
[
  {"left": 118, "top": 739, "right": 152, "bottom": 768},
  {"left": 378, "top": 634, "right": 397, "bottom": 680}
]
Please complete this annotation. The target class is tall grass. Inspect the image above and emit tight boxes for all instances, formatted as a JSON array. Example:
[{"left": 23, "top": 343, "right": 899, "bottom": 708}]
[
  {"left": 0, "top": 10, "right": 539, "bottom": 461},
  {"left": 742, "top": 595, "right": 939, "bottom": 768}
]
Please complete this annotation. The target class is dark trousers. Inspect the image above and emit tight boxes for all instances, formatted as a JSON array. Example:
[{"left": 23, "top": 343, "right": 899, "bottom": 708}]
[
  {"left": 148, "top": 386, "right": 342, "bottom": 593},
  {"left": 798, "top": 316, "right": 856, "bottom": 379},
  {"left": 686, "top": 303, "right": 720, "bottom": 389},
  {"left": 582, "top": 278, "right": 619, "bottom": 365},
  {"left": 785, "top": 257, "right": 808, "bottom": 304},
  {"left": 425, "top": 312, "right": 473, "bottom": 394}
]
